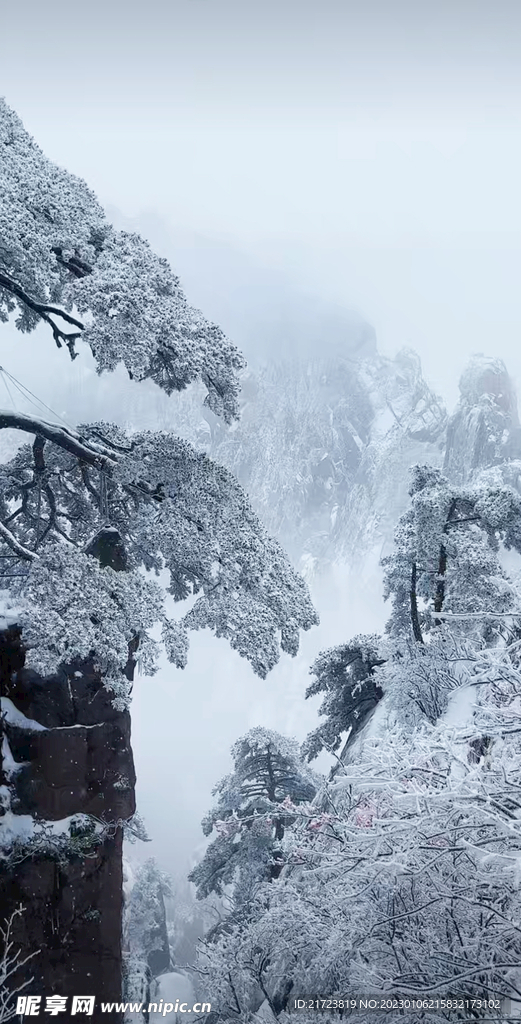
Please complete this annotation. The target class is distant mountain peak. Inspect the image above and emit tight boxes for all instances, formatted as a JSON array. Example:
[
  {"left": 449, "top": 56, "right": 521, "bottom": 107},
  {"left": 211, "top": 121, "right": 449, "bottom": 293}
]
[
  {"left": 459, "top": 353, "right": 519, "bottom": 423},
  {"left": 444, "top": 354, "right": 521, "bottom": 484}
]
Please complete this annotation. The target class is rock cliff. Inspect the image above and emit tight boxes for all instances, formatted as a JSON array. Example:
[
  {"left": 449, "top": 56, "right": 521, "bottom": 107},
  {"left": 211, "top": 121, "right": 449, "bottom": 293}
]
[
  {"left": 444, "top": 354, "right": 521, "bottom": 484},
  {"left": 0, "top": 627, "right": 136, "bottom": 1023}
]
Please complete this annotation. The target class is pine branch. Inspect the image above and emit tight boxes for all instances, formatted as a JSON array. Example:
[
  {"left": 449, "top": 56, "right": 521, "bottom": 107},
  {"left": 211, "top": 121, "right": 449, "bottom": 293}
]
[
  {"left": 0, "top": 520, "right": 38, "bottom": 561},
  {"left": 0, "top": 410, "right": 116, "bottom": 471},
  {"left": 0, "top": 270, "right": 84, "bottom": 357}
]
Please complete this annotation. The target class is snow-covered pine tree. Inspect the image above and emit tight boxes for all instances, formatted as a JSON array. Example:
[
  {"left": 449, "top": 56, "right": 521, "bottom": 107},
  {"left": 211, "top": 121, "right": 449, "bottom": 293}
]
[
  {"left": 382, "top": 462, "right": 521, "bottom": 645},
  {"left": 301, "top": 635, "right": 384, "bottom": 766},
  {"left": 189, "top": 728, "right": 317, "bottom": 916},
  {"left": 123, "top": 859, "right": 173, "bottom": 1018},
  {"left": 0, "top": 100, "right": 317, "bottom": 1015},
  {"left": 303, "top": 462, "right": 521, "bottom": 766},
  {"left": 0, "top": 424, "right": 317, "bottom": 686},
  {"left": 0, "top": 100, "right": 243, "bottom": 422}
]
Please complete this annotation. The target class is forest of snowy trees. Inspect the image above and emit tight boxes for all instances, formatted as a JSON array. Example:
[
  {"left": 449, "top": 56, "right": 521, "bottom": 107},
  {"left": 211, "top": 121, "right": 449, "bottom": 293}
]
[
  {"left": 190, "top": 460, "right": 521, "bottom": 1021},
  {"left": 3, "top": 96, "right": 521, "bottom": 1024}
]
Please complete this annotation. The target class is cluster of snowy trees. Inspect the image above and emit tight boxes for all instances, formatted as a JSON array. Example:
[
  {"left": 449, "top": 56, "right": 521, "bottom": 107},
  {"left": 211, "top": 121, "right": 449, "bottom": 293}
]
[{"left": 191, "top": 463, "right": 521, "bottom": 1021}]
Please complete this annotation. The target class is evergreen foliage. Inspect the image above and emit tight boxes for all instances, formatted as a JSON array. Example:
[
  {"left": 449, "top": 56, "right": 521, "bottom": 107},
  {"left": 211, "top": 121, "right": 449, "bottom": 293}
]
[
  {"left": 189, "top": 728, "right": 317, "bottom": 908},
  {"left": 0, "top": 102, "right": 318, "bottom": 700},
  {"left": 0, "top": 99, "right": 244, "bottom": 422},
  {"left": 196, "top": 461, "right": 521, "bottom": 1021}
]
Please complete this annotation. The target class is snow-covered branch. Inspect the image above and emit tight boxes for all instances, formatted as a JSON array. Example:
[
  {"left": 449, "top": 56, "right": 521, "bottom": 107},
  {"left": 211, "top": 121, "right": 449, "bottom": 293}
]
[
  {"left": 0, "top": 269, "right": 84, "bottom": 356},
  {"left": 0, "top": 411, "right": 117, "bottom": 470},
  {"left": 0, "top": 522, "right": 38, "bottom": 562}
]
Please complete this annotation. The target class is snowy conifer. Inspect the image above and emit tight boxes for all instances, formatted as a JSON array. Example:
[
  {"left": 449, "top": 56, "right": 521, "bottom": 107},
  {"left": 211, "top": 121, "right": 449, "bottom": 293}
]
[
  {"left": 189, "top": 728, "right": 317, "bottom": 909},
  {"left": 0, "top": 99, "right": 244, "bottom": 421},
  {"left": 0, "top": 101, "right": 318, "bottom": 700}
]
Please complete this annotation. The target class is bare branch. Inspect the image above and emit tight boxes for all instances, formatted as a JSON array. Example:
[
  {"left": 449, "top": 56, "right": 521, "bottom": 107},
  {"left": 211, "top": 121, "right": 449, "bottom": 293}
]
[
  {"left": 0, "top": 270, "right": 84, "bottom": 357},
  {"left": 0, "top": 906, "right": 40, "bottom": 1023},
  {"left": 435, "top": 611, "right": 521, "bottom": 621},
  {"left": 89, "top": 429, "right": 135, "bottom": 454}
]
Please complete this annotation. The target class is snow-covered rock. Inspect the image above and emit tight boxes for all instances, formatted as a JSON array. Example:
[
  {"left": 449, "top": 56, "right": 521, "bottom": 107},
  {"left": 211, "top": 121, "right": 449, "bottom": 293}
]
[{"left": 444, "top": 354, "right": 521, "bottom": 484}]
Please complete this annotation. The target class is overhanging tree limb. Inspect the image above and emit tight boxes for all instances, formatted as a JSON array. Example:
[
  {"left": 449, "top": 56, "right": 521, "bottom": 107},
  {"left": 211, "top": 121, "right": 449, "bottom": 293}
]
[
  {"left": 0, "top": 521, "right": 38, "bottom": 561},
  {"left": 0, "top": 270, "right": 84, "bottom": 356},
  {"left": 0, "top": 411, "right": 116, "bottom": 470}
]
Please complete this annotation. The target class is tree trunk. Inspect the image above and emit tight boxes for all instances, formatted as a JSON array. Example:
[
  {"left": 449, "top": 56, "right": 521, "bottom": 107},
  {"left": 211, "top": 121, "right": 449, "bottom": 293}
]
[
  {"left": 410, "top": 562, "right": 424, "bottom": 643},
  {"left": 433, "top": 499, "right": 457, "bottom": 626}
]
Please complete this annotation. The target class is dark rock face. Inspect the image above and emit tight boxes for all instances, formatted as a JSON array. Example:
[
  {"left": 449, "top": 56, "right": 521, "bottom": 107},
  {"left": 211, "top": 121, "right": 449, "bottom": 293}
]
[
  {"left": 84, "top": 527, "right": 129, "bottom": 572},
  {"left": 0, "top": 627, "right": 136, "bottom": 1023},
  {"left": 4, "top": 832, "right": 125, "bottom": 1014},
  {"left": 10, "top": 715, "right": 133, "bottom": 820},
  {"left": 145, "top": 887, "right": 171, "bottom": 977}
]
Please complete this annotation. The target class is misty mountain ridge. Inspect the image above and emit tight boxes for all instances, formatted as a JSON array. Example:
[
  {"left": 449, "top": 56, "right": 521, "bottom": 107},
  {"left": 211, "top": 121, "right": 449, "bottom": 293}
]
[
  {"left": 3, "top": 209, "right": 520, "bottom": 587},
  {"left": 98, "top": 212, "right": 521, "bottom": 583},
  {"left": 165, "top": 348, "right": 521, "bottom": 586}
]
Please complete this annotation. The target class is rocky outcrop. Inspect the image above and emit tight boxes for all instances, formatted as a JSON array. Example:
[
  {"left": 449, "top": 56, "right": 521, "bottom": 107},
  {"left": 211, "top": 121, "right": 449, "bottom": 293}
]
[
  {"left": 160, "top": 346, "right": 447, "bottom": 577},
  {"left": 444, "top": 355, "right": 521, "bottom": 484},
  {"left": 0, "top": 626, "right": 136, "bottom": 1023},
  {"left": 3, "top": 832, "right": 125, "bottom": 1014}
]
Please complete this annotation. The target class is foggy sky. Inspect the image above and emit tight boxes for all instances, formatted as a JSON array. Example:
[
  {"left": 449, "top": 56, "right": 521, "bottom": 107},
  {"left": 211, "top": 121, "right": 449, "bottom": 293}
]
[
  {"left": 3, "top": 0, "right": 521, "bottom": 889},
  {"left": 3, "top": 0, "right": 521, "bottom": 403}
]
